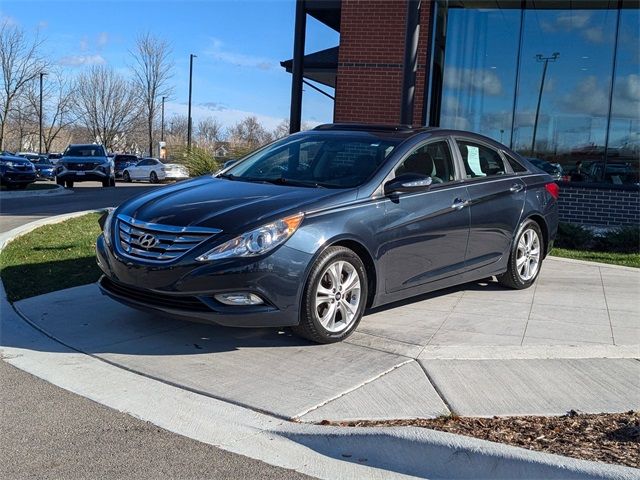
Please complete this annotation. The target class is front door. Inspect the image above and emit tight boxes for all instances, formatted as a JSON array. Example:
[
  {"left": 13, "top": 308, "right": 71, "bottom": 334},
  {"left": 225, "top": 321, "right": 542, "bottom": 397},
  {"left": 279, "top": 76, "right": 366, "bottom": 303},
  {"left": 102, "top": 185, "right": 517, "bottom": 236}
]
[{"left": 380, "top": 140, "right": 470, "bottom": 293}]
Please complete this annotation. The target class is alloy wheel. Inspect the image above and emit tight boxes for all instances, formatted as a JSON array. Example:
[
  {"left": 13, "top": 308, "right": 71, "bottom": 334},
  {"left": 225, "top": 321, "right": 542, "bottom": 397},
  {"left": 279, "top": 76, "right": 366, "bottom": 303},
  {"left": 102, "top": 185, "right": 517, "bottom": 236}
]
[
  {"left": 516, "top": 228, "right": 541, "bottom": 281},
  {"left": 314, "top": 260, "right": 362, "bottom": 333}
]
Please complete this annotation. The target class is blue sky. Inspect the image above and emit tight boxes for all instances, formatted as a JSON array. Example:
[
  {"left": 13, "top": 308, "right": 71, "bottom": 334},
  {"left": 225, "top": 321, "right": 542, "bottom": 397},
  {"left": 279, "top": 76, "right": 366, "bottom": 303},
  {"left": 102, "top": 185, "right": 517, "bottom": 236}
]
[{"left": 1, "top": 0, "right": 339, "bottom": 130}]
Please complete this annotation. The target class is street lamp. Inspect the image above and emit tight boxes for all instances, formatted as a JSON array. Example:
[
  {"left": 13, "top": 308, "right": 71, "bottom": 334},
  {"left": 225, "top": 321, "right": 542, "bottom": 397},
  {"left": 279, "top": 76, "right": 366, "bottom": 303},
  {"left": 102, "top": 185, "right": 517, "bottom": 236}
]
[
  {"left": 39, "top": 72, "right": 48, "bottom": 155},
  {"left": 161, "top": 96, "right": 166, "bottom": 142},
  {"left": 531, "top": 52, "right": 559, "bottom": 155},
  {"left": 187, "top": 54, "right": 197, "bottom": 151}
]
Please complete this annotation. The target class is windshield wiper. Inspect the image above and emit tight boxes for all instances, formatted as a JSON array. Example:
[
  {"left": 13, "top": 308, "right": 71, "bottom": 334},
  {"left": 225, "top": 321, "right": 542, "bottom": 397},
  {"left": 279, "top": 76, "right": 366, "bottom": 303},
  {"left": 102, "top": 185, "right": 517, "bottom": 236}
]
[{"left": 259, "top": 177, "right": 326, "bottom": 188}]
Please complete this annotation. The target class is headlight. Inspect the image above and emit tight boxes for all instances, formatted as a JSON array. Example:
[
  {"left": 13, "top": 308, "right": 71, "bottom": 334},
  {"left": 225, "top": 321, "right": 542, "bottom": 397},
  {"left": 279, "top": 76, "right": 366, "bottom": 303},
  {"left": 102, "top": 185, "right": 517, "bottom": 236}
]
[
  {"left": 0, "top": 160, "right": 15, "bottom": 167},
  {"left": 102, "top": 208, "right": 115, "bottom": 246},
  {"left": 196, "top": 213, "right": 304, "bottom": 262}
]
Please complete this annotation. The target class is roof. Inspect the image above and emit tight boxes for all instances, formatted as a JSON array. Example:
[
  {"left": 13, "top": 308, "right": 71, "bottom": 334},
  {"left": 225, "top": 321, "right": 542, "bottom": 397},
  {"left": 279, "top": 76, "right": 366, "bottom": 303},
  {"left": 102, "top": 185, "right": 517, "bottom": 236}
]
[{"left": 280, "top": 46, "right": 338, "bottom": 88}]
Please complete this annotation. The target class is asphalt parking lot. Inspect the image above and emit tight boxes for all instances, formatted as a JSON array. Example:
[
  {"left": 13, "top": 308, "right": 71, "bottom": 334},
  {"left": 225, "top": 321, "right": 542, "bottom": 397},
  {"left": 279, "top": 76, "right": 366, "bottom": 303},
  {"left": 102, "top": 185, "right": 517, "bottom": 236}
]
[{"left": 0, "top": 181, "right": 159, "bottom": 233}]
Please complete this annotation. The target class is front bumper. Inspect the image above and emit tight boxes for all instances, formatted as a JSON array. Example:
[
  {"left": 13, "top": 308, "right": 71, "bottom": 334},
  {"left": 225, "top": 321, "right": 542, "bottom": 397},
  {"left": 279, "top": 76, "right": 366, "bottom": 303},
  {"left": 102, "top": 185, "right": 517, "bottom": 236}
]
[
  {"left": 57, "top": 170, "right": 109, "bottom": 182},
  {"left": 36, "top": 169, "right": 55, "bottom": 180},
  {"left": 0, "top": 170, "right": 37, "bottom": 185},
  {"left": 95, "top": 234, "right": 312, "bottom": 327}
]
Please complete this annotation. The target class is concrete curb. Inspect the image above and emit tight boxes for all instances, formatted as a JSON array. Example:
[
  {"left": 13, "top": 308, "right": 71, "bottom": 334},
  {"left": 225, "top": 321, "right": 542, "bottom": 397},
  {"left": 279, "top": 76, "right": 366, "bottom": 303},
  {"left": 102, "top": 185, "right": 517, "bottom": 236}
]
[
  {"left": 0, "top": 183, "right": 72, "bottom": 200},
  {"left": 548, "top": 254, "right": 638, "bottom": 272},
  {"left": 1, "top": 214, "right": 638, "bottom": 479},
  {"left": 0, "top": 209, "right": 106, "bottom": 251}
]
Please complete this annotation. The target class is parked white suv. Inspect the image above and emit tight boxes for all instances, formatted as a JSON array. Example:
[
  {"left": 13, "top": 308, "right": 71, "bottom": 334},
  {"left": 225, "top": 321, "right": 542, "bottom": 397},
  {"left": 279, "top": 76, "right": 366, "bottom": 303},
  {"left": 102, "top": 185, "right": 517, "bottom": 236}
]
[{"left": 122, "top": 158, "right": 189, "bottom": 183}]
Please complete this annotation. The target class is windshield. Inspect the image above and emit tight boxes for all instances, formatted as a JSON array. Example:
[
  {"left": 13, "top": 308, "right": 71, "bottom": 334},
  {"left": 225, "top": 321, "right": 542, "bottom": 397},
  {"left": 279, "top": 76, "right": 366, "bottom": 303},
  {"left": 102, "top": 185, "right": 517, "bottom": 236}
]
[
  {"left": 64, "top": 145, "right": 105, "bottom": 157},
  {"left": 222, "top": 133, "right": 400, "bottom": 188}
]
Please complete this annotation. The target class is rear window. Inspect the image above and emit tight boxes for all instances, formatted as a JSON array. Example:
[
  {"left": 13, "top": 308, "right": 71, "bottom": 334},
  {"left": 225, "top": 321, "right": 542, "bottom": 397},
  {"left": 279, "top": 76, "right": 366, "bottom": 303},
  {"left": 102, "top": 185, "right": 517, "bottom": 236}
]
[{"left": 503, "top": 152, "right": 528, "bottom": 173}]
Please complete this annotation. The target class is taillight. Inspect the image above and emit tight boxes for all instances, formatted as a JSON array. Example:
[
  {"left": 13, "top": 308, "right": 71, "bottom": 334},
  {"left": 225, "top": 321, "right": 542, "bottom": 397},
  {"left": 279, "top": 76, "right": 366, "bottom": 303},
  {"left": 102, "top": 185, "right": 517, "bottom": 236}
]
[{"left": 545, "top": 182, "right": 559, "bottom": 200}]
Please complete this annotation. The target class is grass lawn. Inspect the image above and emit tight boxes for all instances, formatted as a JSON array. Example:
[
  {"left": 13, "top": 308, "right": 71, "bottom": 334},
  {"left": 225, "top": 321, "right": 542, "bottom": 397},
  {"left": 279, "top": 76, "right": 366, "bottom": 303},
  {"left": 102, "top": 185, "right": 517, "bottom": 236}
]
[
  {"left": 550, "top": 248, "right": 640, "bottom": 268},
  {"left": 0, "top": 213, "right": 103, "bottom": 302},
  {"left": 0, "top": 182, "right": 59, "bottom": 191}
]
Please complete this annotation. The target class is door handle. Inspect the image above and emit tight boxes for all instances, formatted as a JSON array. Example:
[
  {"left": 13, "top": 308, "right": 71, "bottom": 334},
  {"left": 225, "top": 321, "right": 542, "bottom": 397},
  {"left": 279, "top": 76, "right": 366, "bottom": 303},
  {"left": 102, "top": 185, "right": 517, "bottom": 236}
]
[
  {"left": 451, "top": 199, "right": 469, "bottom": 210},
  {"left": 510, "top": 183, "right": 524, "bottom": 193}
]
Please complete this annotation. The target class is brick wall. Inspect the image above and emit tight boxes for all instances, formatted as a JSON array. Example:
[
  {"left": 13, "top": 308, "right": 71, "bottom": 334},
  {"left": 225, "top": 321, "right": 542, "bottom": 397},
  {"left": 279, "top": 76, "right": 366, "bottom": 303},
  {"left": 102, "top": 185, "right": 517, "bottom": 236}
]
[
  {"left": 334, "top": 0, "right": 433, "bottom": 125},
  {"left": 557, "top": 183, "right": 640, "bottom": 227}
]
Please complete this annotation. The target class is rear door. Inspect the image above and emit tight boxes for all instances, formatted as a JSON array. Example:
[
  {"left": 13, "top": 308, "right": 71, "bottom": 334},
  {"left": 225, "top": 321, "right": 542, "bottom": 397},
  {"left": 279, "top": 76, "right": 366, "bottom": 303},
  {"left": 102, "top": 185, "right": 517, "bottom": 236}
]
[
  {"left": 453, "top": 138, "right": 526, "bottom": 271},
  {"left": 381, "top": 139, "right": 470, "bottom": 293}
]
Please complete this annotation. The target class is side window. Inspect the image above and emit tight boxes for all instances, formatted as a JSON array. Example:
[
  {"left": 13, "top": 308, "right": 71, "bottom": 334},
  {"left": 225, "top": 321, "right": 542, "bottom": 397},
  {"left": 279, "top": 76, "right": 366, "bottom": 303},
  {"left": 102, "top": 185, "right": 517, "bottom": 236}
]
[
  {"left": 395, "top": 141, "right": 455, "bottom": 184},
  {"left": 456, "top": 140, "right": 507, "bottom": 178},
  {"left": 503, "top": 152, "right": 528, "bottom": 173}
]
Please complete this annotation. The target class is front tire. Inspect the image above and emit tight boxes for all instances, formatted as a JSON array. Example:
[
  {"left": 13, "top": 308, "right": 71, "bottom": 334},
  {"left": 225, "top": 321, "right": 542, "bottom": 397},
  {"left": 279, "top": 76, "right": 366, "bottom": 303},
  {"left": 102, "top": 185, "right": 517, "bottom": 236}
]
[
  {"left": 65, "top": 180, "right": 74, "bottom": 188},
  {"left": 293, "top": 246, "right": 368, "bottom": 343},
  {"left": 497, "top": 219, "right": 544, "bottom": 290},
  {"left": 123, "top": 171, "right": 131, "bottom": 183}
]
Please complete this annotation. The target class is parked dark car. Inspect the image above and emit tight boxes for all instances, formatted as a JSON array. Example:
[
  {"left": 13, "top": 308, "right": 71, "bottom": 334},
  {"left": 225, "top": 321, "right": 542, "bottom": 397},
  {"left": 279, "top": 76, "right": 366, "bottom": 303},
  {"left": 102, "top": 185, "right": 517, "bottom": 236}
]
[
  {"left": 526, "top": 157, "right": 563, "bottom": 181},
  {"left": 113, "top": 154, "right": 139, "bottom": 179},
  {"left": 33, "top": 156, "right": 56, "bottom": 180},
  {"left": 56, "top": 144, "right": 115, "bottom": 188},
  {"left": 47, "top": 152, "right": 62, "bottom": 164},
  {"left": 97, "top": 125, "right": 559, "bottom": 343},
  {"left": 0, "top": 153, "right": 37, "bottom": 189}
]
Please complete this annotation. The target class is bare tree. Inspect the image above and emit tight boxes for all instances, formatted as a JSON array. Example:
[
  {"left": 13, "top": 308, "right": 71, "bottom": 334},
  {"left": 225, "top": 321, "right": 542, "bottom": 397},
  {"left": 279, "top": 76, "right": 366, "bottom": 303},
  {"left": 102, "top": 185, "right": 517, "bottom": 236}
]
[
  {"left": 228, "top": 116, "right": 272, "bottom": 151},
  {"left": 26, "top": 69, "right": 76, "bottom": 153},
  {"left": 166, "top": 114, "right": 188, "bottom": 145},
  {"left": 272, "top": 119, "right": 311, "bottom": 139},
  {"left": 130, "top": 33, "right": 173, "bottom": 156},
  {"left": 4, "top": 92, "right": 38, "bottom": 151},
  {"left": 0, "top": 20, "right": 47, "bottom": 150},
  {"left": 196, "top": 116, "right": 224, "bottom": 151},
  {"left": 73, "top": 65, "right": 140, "bottom": 151}
]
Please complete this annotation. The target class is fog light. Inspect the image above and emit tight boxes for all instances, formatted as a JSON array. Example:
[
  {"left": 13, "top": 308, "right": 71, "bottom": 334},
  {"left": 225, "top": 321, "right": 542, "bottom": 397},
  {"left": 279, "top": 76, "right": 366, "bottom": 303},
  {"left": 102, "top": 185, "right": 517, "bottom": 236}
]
[{"left": 214, "top": 293, "right": 264, "bottom": 306}]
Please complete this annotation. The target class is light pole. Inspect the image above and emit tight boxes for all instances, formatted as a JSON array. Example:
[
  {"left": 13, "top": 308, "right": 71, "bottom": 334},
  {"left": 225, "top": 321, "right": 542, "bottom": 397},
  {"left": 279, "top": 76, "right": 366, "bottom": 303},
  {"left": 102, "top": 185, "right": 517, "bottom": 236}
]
[
  {"left": 161, "top": 96, "right": 166, "bottom": 142},
  {"left": 531, "top": 52, "right": 559, "bottom": 155},
  {"left": 187, "top": 54, "right": 196, "bottom": 151},
  {"left": 38, "top": 72, "right": 47, "bottom": 154}
]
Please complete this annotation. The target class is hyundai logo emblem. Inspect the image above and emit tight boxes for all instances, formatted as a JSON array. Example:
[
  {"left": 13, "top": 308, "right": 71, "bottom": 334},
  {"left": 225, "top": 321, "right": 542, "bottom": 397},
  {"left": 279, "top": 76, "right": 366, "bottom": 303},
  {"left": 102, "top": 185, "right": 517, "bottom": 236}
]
[{"left": 138, "top": 233, "right": 158, "bottom": 249}]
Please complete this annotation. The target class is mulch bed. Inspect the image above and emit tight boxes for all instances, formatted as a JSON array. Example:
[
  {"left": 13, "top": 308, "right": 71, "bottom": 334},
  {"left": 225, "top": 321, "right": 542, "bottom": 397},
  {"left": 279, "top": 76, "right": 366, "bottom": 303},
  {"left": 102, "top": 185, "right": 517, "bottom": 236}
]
[{"left": 320, "top": 410, "right": 639, "bottom": 469}]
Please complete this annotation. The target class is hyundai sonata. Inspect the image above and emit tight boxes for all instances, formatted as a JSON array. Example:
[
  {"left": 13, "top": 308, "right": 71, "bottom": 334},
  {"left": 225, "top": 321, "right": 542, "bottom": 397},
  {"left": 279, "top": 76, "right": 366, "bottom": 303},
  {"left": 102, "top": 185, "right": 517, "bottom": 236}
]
[{"left": 96, "top": 124, "right": 559, "bottom": 343}]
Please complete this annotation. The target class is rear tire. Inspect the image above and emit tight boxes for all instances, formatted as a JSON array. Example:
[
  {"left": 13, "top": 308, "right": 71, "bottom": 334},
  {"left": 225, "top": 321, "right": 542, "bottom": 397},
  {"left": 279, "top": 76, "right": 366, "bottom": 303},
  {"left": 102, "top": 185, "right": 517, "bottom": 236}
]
[
  {"left": 497, "top": 219, "right": 544, "bottom": 290},
  {"left": 65, "top": 180, "right": 74, "bottom": 188},
  {"left": 150, "top": 171, "right": 158, "bottom": 183},
  {"left": 293, "top": 246, "right": 368, "bottom": 344}
]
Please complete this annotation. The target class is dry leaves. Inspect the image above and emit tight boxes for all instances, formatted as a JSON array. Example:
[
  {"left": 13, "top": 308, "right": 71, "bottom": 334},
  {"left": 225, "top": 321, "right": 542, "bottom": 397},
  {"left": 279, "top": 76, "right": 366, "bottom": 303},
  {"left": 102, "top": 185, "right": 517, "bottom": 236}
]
[{"left": 321, "top": 410, "right": 639, "bottom": 468}]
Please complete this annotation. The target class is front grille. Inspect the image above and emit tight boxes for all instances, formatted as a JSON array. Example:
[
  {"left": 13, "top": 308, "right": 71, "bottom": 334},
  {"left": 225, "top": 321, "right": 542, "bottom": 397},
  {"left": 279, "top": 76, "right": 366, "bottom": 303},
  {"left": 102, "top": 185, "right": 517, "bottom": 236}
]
[
  {"left": 100, "top": 276, "right": 211, "bottom": 312},
  {"left": 116, "top": 214, "right": 221, "bottom": 262},
  {"left": 68, "top": 162, "right": 99, "bottom": 171}
]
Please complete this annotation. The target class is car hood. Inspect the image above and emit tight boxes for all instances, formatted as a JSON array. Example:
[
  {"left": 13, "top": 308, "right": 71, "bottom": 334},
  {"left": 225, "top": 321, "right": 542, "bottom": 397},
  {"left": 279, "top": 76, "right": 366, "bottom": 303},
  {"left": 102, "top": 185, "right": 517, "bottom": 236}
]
[
  {"left": 118, "top": 176, "right": 356, "bottom": 233},
  {"left": 1, "top": 156, "right": 33, "bottom": 166},
  {"left": 35, "top": 164, "right": 54, "bottom": 169},
  {"left": 62, "top": 156, "right": 108, "bottom": 163}
]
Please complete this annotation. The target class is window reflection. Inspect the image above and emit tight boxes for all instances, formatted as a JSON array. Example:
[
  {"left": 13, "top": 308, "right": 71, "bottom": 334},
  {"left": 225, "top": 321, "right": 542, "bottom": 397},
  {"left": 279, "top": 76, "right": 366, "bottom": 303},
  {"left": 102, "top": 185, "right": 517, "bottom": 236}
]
[{"left": 436, "top": 2, "right": 640, "bottom": 185}]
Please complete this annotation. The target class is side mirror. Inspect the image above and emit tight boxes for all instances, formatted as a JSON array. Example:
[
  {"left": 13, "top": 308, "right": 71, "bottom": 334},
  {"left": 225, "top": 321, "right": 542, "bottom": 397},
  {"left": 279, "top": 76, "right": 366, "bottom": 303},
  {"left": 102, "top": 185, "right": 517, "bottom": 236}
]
[{"left": 384, "top": 173, "right": 433, "bottom": 195}]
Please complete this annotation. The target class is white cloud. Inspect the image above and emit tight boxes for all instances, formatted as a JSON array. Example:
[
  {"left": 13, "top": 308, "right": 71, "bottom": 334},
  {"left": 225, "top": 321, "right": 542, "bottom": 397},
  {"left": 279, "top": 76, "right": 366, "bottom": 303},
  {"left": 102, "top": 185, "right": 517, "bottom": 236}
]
[
  {"left": 79, "top": 36, "right": 89, "bottom": 51},
  {"left": 205, "top": 38, "right": 275, "bottom": 71},
  {"left": 444, "top": 67, "right": 503, "bottom": 96},
  {"left": 37, "top": 20, "right": 48, "bottom": 29},
  {"left": 583, "top": 27, "right": 605, "bottom": 44},
  {"left": 561, "top": 74, "right": 640, "bottom": 118},
  {"left": 58, "top": 54, "right": 106, "bottom": 66},
  {"left": 97, "top": 31, "right": 108, "bottom": 48}
]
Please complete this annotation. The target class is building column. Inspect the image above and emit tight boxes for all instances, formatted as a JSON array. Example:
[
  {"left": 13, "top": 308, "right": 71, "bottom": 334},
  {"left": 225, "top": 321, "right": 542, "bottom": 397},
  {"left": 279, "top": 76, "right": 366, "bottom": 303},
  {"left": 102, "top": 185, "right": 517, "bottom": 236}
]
[
  {"left": 400, "top": 0, "right": 421, "bottom": 125},
  {"left": 289, "top": 0, "right": 306, "bottom": 133}
]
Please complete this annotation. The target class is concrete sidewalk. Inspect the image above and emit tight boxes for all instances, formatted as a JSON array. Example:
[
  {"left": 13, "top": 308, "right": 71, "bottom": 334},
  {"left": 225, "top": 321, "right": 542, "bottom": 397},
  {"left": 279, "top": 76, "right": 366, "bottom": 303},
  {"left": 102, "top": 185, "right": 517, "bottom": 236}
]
[{"left": 11, "top": 257, "right": 639, "bottom": 421}]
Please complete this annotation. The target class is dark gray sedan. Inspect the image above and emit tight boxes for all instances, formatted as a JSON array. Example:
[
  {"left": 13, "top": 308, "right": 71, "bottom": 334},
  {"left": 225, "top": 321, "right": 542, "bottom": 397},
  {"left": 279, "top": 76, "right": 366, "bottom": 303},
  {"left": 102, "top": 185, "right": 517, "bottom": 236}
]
[{"left": 97, "top": 124, "right": 559, "bottom": 343}]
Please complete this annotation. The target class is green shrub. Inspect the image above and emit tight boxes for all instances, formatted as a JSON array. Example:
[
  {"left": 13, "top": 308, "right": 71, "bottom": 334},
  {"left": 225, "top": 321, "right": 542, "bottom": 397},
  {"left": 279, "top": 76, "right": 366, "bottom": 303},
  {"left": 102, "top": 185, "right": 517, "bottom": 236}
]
[
  {"left": 595, "top": 226, "right": 640, "bottom": 254},
  {"left": 171, "top": 146, "right": 221, "bottom": 177},
  {"left": 555, "top": 223, "right": 594, "bottom": 250}
]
